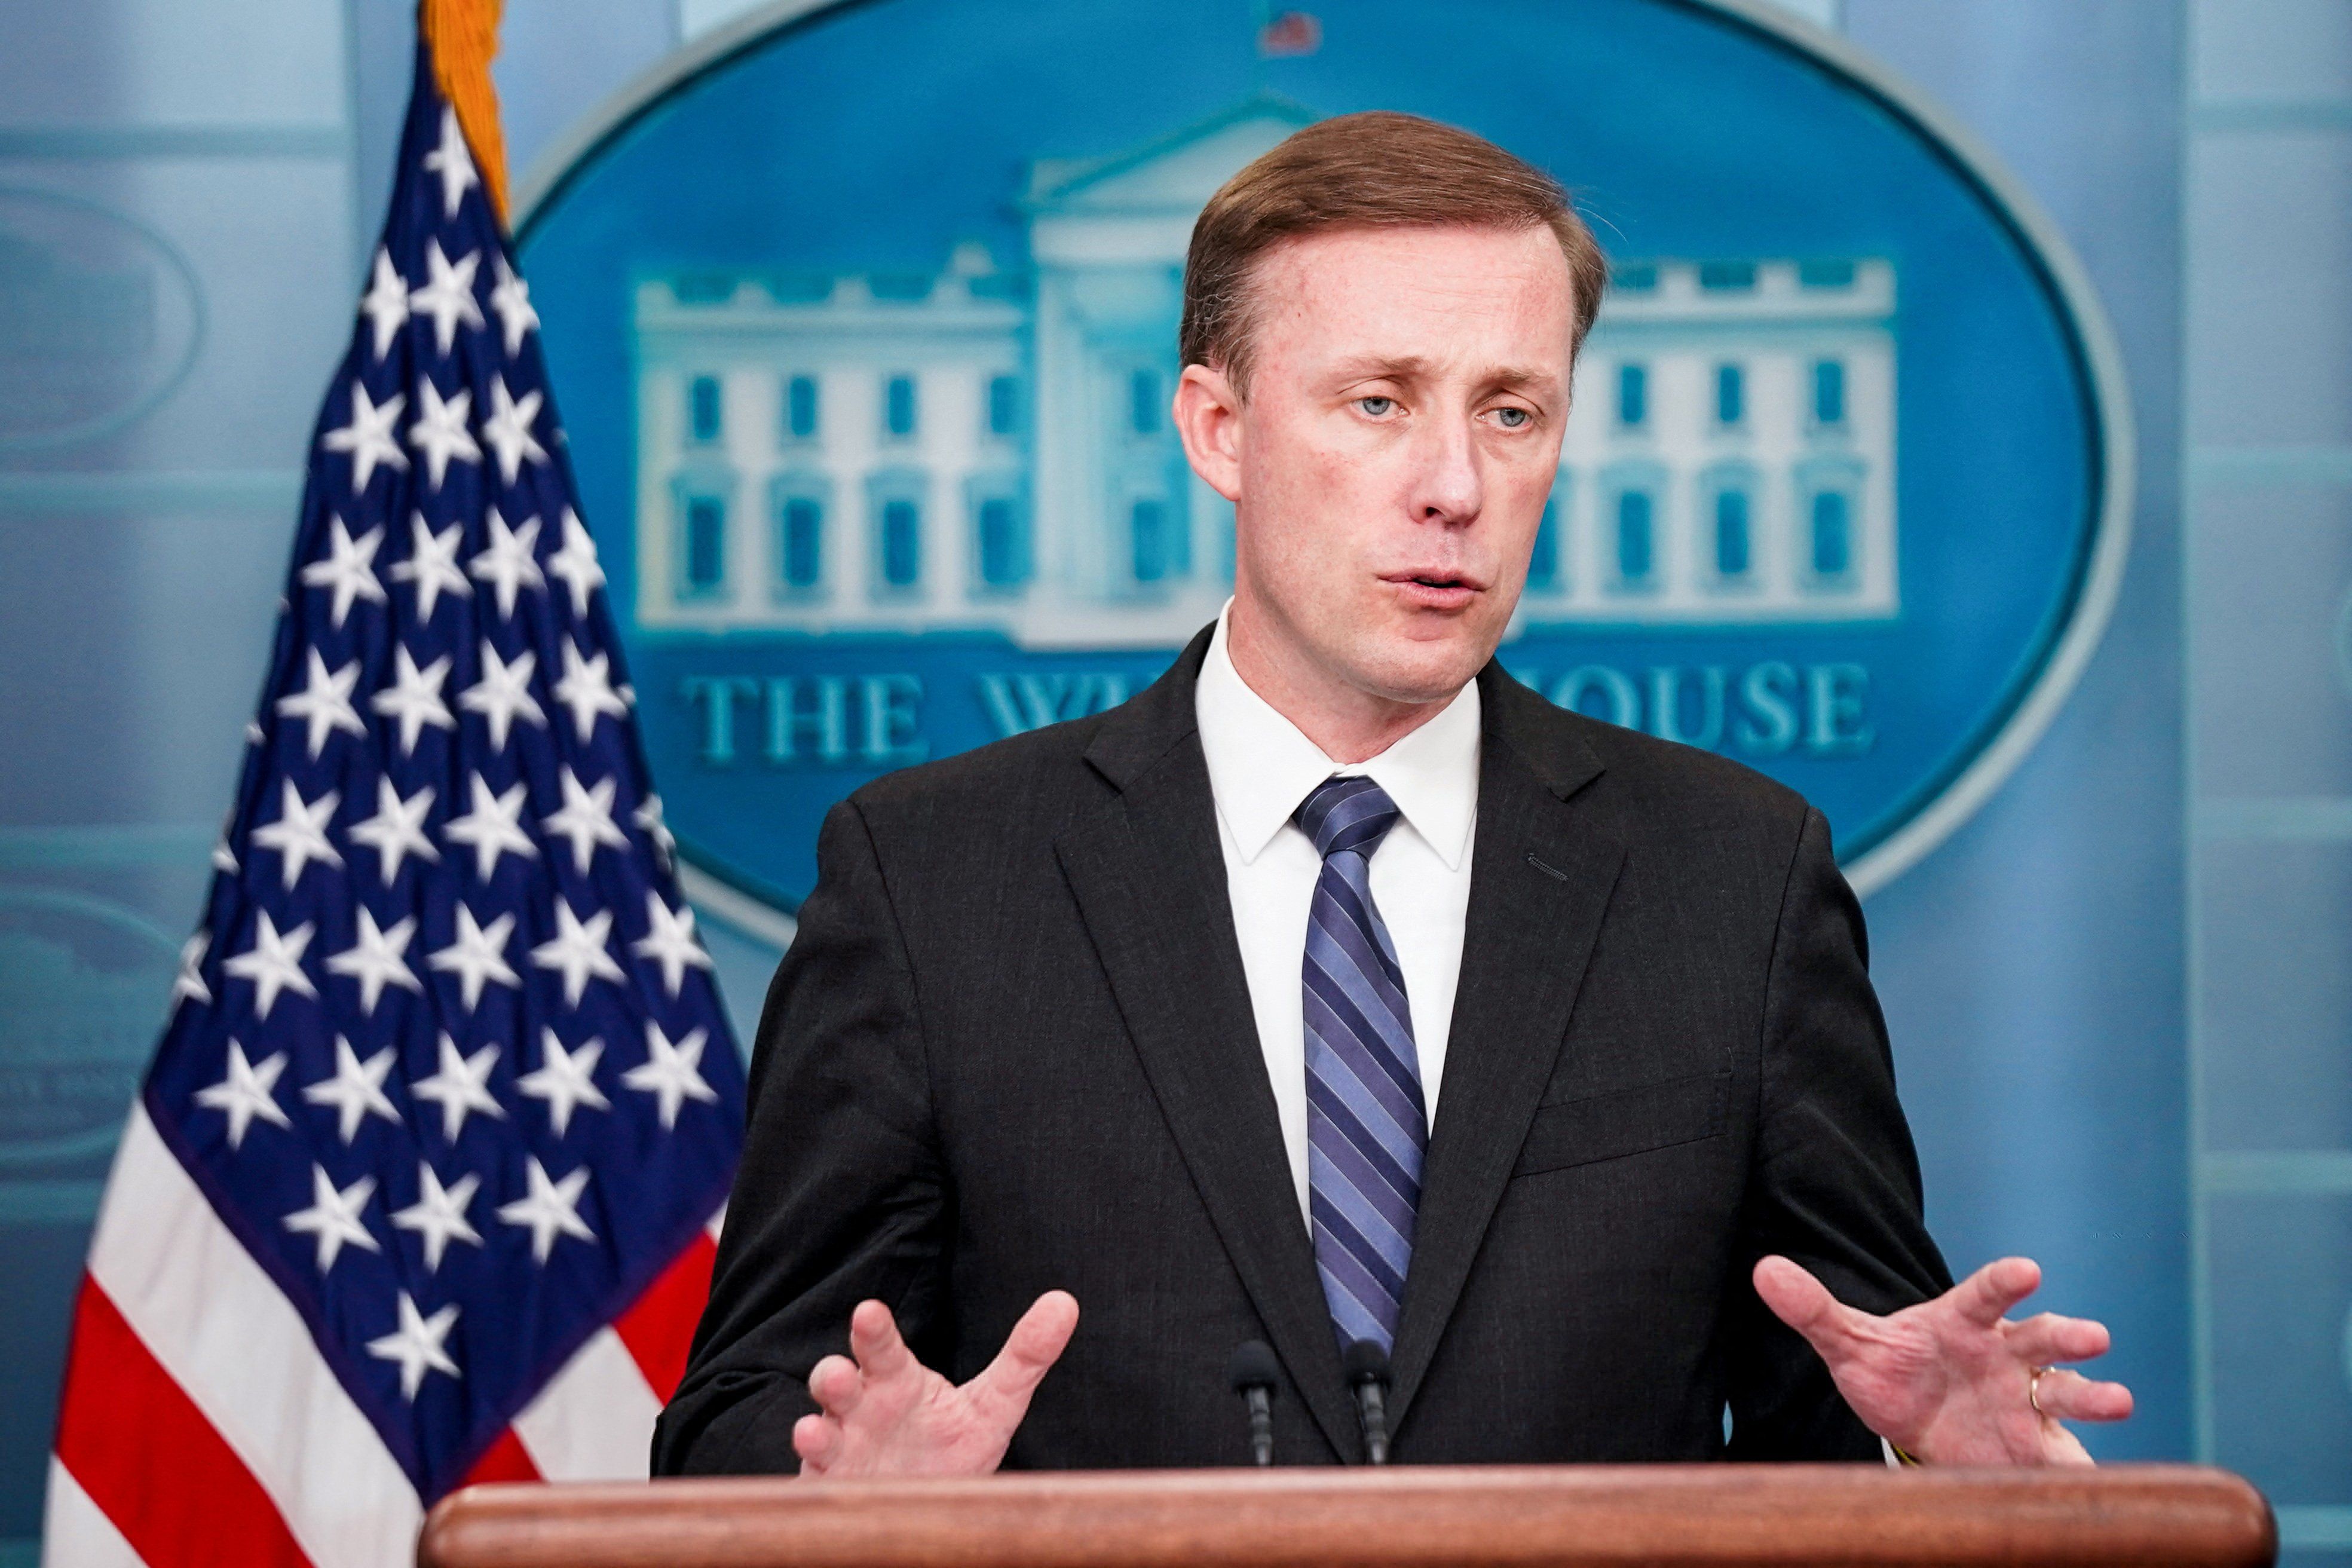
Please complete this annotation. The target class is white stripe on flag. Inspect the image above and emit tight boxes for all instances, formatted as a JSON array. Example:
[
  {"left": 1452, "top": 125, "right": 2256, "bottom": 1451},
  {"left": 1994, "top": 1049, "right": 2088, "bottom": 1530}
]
[
  {"left": 86, "top": 1107, "right": 421, "bottom": 1568},
  {"left": 510, "top": 1327, "right": 662, "bottom": 1481},
  {"left": 42, "top": 1456, "right": 146, "bottom": 1568}
]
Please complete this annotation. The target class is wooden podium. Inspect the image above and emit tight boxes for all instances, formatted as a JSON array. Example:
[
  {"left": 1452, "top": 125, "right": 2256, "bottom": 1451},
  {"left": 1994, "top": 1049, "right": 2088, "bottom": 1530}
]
[{"left": 417, "top": 1464, "right": 2274, "bottom": 1568}]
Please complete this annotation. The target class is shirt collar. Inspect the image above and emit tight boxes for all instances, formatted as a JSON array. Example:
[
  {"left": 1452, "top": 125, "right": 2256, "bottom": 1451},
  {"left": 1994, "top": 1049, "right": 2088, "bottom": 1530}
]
[{"left": 1193, "top": 602, "right": 1481, "bottom": 870}]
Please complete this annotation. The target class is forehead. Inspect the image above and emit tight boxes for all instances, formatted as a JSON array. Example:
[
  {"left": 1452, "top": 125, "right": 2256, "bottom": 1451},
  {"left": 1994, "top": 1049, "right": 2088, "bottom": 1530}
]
[{"left": 1247, "top": 223, "right": 1577, "bottom": 373}]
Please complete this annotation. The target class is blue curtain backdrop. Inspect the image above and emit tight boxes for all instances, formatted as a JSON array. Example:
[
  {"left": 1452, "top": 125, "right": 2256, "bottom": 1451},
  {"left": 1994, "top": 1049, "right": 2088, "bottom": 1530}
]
[{"left": 0, "top": 1, "right": 2344, "bottom": 1562}]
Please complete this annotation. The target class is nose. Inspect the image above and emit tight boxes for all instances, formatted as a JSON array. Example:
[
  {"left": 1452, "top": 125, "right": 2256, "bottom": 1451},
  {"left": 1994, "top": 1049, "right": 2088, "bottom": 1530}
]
[{"left": 1409, "top": 408, "right": 1483, "bottom": 528}]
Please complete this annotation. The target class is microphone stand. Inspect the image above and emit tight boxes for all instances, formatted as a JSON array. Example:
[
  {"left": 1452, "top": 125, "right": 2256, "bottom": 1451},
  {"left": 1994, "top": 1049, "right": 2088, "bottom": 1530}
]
[
  {"left": 1227, "top": 1340, "right": 1280, "bottom": 1466},
  {"left": 1343, "top": 1339, "right": 1393, "bottom": 1465}
]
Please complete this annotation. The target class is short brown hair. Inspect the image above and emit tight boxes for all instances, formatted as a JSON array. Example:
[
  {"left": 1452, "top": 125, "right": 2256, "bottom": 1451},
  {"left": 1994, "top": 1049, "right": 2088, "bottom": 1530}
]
[{"left": 1179, "top": 111, "right": 1609, "bottom": 397}]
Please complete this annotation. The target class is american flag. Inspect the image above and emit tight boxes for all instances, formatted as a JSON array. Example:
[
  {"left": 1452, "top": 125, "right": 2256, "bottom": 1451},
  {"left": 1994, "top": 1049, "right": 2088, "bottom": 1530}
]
[{"left": 42, "top": 38, "right": 743, "bottom": 1568}]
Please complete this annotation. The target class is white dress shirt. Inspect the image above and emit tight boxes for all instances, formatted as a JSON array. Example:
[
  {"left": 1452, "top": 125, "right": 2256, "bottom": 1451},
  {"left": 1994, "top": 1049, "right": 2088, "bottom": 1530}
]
[{"left": 1193, "top": 605, "right": 1480, "bottom": 1220}]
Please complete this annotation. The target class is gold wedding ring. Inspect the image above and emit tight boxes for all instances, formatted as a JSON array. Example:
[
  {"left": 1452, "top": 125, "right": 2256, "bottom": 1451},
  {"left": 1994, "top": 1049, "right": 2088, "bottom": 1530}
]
[{"left": 2029, "top": 1365, "right": 2053, "bottom": 1417}]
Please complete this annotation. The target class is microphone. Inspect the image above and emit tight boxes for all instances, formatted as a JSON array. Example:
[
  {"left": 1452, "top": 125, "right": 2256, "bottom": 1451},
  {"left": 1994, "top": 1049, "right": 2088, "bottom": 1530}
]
[
  {"left": 1227, "top": 1339, "right": 1280, "bottom": 1466},
  {"left": 1343, "top": 1339, "right": 1393, "bottom": 1465}
]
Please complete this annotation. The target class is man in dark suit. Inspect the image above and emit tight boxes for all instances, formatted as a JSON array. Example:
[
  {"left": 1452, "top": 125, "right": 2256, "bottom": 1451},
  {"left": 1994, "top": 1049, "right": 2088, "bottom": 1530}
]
[{"left": 652, "top": 111, "right": 2132, "bottom": 1478}]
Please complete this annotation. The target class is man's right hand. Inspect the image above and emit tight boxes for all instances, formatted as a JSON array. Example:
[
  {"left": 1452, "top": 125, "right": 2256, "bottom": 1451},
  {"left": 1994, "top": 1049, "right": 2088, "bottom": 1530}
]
[{"left": 791, "top": 1291, "right": 1080, "bottom": 1478}]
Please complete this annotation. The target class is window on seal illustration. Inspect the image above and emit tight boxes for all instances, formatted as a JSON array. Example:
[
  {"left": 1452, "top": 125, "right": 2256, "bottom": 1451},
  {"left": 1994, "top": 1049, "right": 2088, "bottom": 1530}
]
[
  {"left": 1794, "top": 456, "right": 1865, "bottom": 591},
  {"left": 675, "top": 491, "right": 727, "bottom": 601},
  {"left": 1616, "top": 362, "right": 1647, "bottom": 430},
  {"left": 987, "top": 373, "right": 1022, "bottom": 439},
  {"left": 1615, "top": 489, "right": 1655, "bottom": 588},
  {"left": 687, "top": 375, "right": 722, "bottom": 445},
  {"left": 1809, "top": 489, "right": 1855, "bottom": 581},
  {"left": 883, "top": 373, "right": 918, "bottom": 440},
  {"left": 867, "top": 470, "right": 925, "bottom": 594},
  {"left": 1131, "top": 497, "right": 1171, "bottom": 585},
  {"left": 1713, "top": 488, "right": 1753, "bottom": 581},
  {"left": 784, "top": 374, "right": 820, "bottom": 442},
  {"left": 969, "top": 478, "right": 1029, "bottom": 593},
  {"left": 770, "top": 475, "right": 828, "bottom": 597},
  {"left": 1811, "top": 358, "right": 1847, "bottom": 427},
  {"left": 1714, "top": 363, "right": 1744, "bottom": 427},
  {"left": 1129, "top": 368, "right": 1163, "bottom": 438}
]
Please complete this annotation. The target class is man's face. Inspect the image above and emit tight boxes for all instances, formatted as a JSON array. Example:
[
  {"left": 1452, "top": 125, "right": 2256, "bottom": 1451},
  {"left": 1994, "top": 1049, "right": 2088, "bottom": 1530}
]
[{"left": 1178, "top": 222, "right": 1576, "bottom": 706}]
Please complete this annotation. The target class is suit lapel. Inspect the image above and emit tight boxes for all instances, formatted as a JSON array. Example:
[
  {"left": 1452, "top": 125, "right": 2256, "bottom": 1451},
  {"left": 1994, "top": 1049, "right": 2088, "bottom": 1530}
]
[
  {"left": 1054, "top": 633, "right": 1361, "bottom": 1459},
  {"left": 1385, "top": 668, "right": 1624, "bottom": 1432}
]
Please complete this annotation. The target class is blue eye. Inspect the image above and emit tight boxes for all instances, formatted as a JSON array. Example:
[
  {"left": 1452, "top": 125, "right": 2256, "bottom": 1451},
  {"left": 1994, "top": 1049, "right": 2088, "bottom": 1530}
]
[
  {"left": 1495, "top": 406, "right": 1531, "bottom": 428},
  {"left": 1358, "top": 396, "right": 1396, "bottom": 416}
]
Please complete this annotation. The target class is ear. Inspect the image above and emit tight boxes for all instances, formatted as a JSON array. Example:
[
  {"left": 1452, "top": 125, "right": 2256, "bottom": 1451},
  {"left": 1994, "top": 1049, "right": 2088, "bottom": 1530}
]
[{"left": 1173, "top": 362, "right": 1244, "bottom": 504}]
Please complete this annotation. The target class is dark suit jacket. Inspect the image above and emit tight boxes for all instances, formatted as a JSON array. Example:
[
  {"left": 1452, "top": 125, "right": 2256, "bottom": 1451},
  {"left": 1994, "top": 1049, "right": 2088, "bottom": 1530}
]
[{"left": 652, "top": 626, "right": 1951, "bottom": 1472}]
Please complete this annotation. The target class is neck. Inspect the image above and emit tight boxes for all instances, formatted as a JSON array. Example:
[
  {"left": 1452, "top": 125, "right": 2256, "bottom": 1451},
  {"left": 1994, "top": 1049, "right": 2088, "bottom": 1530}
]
[{"left": 1225, "top": 596, "right": 1457, "bottom": 765}]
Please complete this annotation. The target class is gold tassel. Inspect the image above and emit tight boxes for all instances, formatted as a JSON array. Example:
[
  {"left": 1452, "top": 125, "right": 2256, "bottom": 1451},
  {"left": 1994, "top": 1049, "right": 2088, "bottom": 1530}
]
[{"left": 419, "top": 0, "right": 510, "bottom": 226}]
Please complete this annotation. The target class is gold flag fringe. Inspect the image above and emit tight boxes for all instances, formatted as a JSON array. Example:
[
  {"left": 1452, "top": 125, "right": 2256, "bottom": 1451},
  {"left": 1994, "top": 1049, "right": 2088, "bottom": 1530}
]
[{"left": 420, "top": 0, "right": 510, "bottom": 226}]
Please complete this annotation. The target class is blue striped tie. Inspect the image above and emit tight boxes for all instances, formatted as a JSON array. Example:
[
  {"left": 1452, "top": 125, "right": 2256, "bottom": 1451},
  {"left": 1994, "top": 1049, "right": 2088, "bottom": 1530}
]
[{"left": 1297, "top": 775, "right": 1425, "bottom": 1354}]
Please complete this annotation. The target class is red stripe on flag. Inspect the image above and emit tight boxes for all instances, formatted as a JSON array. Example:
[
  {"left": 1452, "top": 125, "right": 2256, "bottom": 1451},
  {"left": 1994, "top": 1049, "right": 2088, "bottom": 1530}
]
[
  {"left": 460, "top": 1426, "right": 541, "bottom": 1486},
  {"left": 611, "top": 1233, "right": 716, "bottom": 1402},
  {"left": 54, "top": 1273, "right": 315, "bottom": 1568}
]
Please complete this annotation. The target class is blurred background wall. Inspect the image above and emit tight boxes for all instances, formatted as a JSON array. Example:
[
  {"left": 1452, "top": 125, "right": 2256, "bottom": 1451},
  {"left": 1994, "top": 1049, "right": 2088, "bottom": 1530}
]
[{"left": 0, "top": 0, "right": 2344, "bottom": 1561}]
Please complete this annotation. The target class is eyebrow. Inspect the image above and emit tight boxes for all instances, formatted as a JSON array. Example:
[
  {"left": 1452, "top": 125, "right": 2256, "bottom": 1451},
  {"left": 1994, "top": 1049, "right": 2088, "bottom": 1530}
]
[{"left": 1328, "top": 354, "right": 1560, "bottom": 394}]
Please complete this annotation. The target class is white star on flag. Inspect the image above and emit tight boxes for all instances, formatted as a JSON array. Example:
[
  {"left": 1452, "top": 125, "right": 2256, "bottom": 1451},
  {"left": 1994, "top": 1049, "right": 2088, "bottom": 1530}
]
[
  {"left": 530, "top": 900, "right": 625, "bottom": 1007},
  {"left": 348, "top": 777, "right": 440, "bottom": 885},
  {"left": 468, "top": 508, "right": 545, "bottom": 618},
  {"left": 518, "top": 1030, "right": 610, "bottom": 1137},
  {"left": 543, "top": 768, "right": 627, "bottom": 874},
  {"left": 411, "top": 1035, "right": 506, "bottom": 1142},
  {"left": 370, "top": 645, "right": 457, "bottom": 756},
  {"left": 459, "top": 642, "right": 547, "bottom": 751},
  {"left": 445, "top": 774, "right": 540, "bottom": 881},
  {"left": 366, "top": 1292, "right": 462, "bottom": 1401},
  {"left": 408, "top": 378, "right": 482, "bottom": 491},
  {"left": 423, "top": 106, "right": 479, "bottom": 219},
  {"left": 299, "top": 516, "right": 387, "bottom": 628},
  {"left": 551, "top": 640, "right": 629, "bottom": 741},
  {"left": 496, "top": 1157, "right": 596, "bottom": 1263},
  {"left": 359, "top": 249, "right": 411, "bottom": 360},
  {"left": 545, "top": 508, "right": 604, "bottom": 616},
  {"left": 427, "top": 905, "right": 522, "bottom": 1013},
  {"left": 302, "top": 1035, "right": 403, "bottom": 1144},
  {"left": 632, "top": 892, "right": 714, "bottom": 999},
  {"left": 223, "top": 910, "right": 318, "bottom": 1019},
  {"left": 320, "top": 381, "right": 409, "bottom": 492},
  {"left": 481, "top": 376, "right": 548, "bottom": 483},
  {"left": 170, "top": 930, "right": 213, "bottom": 1009},
  {"left": 624, "top": 1021, "right": 718, "bottom": 1130},
  {"left": 275, "top": 648, "right": 368, "bottom": 758},
  {"left": 250, "top": 779, "right": 344, "bottom": 890},
  {"left": 284, "top": 1165, "right": 381, "bottom": 1273},
  {"left": 442, "top": 771, "right": 538, "bottom": 884},
  {"left": 634, "top": 794, "right": 676, "bottom": 868},
  {"left": 324, "top": 906, "right": 424, "bottom": 1016},
  {"left": 488, "top": 252, "right": 539, "bottom": 356},
  {"left": 391, "top": 1164, "right": 484, "bottom": 1273},
  {"left": 193, "top": 1040, "right": 292, "bottom": 1150},
  {"left": 407, "top": 239, "right": 484, "bottom": 356},
  {"left": 390, "top": 513, "right": 472, "bottom": 620}
]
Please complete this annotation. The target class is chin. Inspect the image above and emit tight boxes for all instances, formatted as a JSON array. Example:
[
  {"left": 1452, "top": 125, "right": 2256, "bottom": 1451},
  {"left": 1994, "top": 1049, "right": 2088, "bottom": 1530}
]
[{"left": 1348, "top": 631, "right": 1492, "bottom": 706}]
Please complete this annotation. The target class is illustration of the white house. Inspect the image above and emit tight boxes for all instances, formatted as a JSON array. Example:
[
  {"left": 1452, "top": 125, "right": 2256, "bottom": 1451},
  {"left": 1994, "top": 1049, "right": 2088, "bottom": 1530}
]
[{"left": 631, "top": 97, "right": 1898, "bottom": 648}]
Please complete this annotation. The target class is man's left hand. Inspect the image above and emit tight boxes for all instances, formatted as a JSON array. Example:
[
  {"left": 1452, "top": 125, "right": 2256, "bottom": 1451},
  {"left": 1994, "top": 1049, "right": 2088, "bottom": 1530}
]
[{"left": 1753, "top": 1254, "right": 2134, "bottom": 1465}]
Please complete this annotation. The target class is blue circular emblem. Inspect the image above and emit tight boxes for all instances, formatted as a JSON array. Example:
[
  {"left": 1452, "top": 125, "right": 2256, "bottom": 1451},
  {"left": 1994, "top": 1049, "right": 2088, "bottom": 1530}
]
[{"left": 516, "top": 0, "right": 2130, "bottom": 922}]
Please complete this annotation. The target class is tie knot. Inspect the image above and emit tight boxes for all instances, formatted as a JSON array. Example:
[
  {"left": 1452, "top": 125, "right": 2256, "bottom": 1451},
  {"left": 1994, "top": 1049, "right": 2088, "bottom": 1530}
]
[{"left": 1295, "top": 775, "right": 1401, "bottom": 860}]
